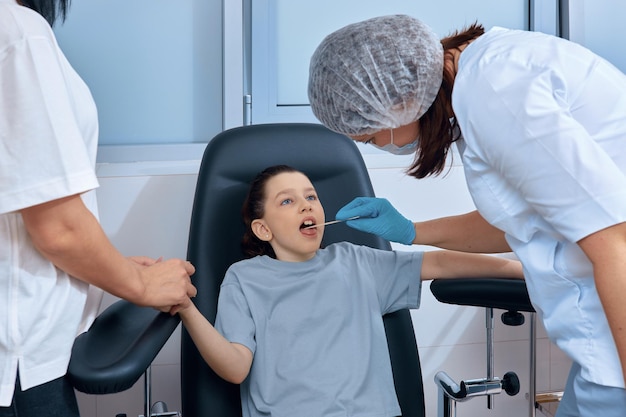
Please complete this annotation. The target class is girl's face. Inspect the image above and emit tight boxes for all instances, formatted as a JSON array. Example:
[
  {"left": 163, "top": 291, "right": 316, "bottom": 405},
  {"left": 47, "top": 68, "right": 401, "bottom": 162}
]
[{"left": 252, "top": 172, "right": 325, "bottom": 262}]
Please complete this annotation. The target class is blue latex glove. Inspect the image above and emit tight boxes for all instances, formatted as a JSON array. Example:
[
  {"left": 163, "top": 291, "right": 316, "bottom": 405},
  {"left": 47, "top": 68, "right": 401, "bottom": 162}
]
[{"left": 336, "top": 197, "right": 415, "bottom": 245}]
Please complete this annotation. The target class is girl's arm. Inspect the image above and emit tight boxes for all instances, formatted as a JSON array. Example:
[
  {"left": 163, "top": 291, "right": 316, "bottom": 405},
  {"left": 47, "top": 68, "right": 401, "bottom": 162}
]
[
  {"left": 421, "top": 250, "right": 524, "bottom": 281},
  {"left": 178, "top": 305, "right": 253, "bottom": 384}
]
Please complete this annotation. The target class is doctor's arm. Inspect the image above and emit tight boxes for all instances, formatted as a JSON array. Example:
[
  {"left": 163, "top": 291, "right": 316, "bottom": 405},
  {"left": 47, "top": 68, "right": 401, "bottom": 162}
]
[
  {"left": 337, "top": 197, "right": 511, "bottom": 253},
  {"left": 178, "top": 304, "right": 253, "bottom": 384},
  {"left": 577, "top": 221, "right": 626, "bottom": 384},
  {"left": 21, "top": 193, "right": 197, "bottom": 311},
  {"left": 413, "top": 210, "right": 511, "bottom": 253}
]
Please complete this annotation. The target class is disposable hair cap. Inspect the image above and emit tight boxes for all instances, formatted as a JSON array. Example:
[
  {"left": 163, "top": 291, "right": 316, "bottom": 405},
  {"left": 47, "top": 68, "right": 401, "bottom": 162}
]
[{"left": 308, "top": 15, "right": 443, "bottom": 136}]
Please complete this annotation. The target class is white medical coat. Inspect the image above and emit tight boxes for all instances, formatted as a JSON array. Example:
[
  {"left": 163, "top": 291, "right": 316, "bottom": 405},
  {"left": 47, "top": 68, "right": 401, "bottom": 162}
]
[
  {"left": 0, "top": 0, "right": 102, "bottom": 405},
  {"left": 454, "top": 27, "right": 626, "bottom": 388}
]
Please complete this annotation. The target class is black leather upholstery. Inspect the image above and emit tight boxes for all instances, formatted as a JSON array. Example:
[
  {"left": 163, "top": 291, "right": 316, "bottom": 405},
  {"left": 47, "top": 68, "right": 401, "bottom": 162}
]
[
  {"left": 183, "top": 123, "right": 426, "bottom": 417},
  {"left": 68, "top": 301, "right": 180, "bottom": 394},
  {"left": 430, "top": 278, "right": 535, "bottom": 313}
]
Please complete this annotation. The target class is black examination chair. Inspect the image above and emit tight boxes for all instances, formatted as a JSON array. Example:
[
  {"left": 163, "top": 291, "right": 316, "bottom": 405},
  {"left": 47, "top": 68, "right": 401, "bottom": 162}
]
[{"left": 69, "top": 123, "right": 427, "bottom": 417}]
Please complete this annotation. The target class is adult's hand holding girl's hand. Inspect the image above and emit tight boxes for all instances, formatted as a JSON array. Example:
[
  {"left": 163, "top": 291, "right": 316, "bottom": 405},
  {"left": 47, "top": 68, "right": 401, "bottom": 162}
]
[
  {"left": 168, "top": 296, "right": 194, "bottom": 316},
  {"left": 336, "top": 197, "right": 416, "bottom": 245},
  {"left": 134, "top": 258, "right": 197, "bottom": 312}
]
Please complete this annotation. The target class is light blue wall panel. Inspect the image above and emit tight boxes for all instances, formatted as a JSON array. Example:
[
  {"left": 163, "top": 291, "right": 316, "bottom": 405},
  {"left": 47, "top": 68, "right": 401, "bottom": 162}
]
[{"left": 54, "top": 0, "right": 222, "bottom": 145}]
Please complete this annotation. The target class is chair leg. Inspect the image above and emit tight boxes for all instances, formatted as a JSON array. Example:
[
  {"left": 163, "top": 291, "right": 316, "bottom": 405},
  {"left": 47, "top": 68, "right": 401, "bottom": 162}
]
[
  {"left": 486, "top": 308, "right": 495, "bottom": 409},
  {"left": 435, "top": 307, "right": 522, "bottom": 416},
  {"left": 528, "top": 312, "right": 564, "bottom": 417},
  {"left": 140, "top": 367, "right": 181, "bottom": 417},
  {"left": 529, "top": 312, "right": 537, "bottom": 417},
  {"left": 144, "top": 367, "right": 151, "bottom": 417},
  {"left": 150, "top": 401, "right": 180, "bottom": 417},
  {"left": 437, "top": 387, "right": 455, "bottom": 417}
]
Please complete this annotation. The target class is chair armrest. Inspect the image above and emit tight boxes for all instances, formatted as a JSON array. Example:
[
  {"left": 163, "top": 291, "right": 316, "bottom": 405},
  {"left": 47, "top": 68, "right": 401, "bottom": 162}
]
[
  {"left": 430, "top": 278, "right": 535, "bottom": 313},
  {"left": 68, "top": 299, "right": 181, "bottom": 394}
]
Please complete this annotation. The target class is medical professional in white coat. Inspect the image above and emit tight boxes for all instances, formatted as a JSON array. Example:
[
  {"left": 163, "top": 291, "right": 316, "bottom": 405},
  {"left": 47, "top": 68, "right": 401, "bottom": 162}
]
[
  {"left": 0, "top": 1, "right": 196, "bottom": 416},
  {"left": 308, "top": 14, "right": 626, "bottom": 416}
]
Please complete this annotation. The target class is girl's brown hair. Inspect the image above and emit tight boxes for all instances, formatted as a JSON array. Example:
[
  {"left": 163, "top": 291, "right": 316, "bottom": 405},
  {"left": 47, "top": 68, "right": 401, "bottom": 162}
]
[
  {"left": 241, "top": 165, "right": 301, "bottom": 259},
  {"left": 409, "top": 22, "right": 485, "bottom": 179}
]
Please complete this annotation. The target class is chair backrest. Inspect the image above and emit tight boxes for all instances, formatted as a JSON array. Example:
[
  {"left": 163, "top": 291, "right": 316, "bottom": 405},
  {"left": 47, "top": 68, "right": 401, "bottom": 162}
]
[{"left": 183, "top": 123, "right": 425, "bottom": 417}]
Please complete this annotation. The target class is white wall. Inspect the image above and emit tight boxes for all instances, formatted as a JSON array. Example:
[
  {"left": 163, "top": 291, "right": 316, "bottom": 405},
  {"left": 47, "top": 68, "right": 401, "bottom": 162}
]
[{"left": 75, "top": 154, "right": 571, "bottom": 417}]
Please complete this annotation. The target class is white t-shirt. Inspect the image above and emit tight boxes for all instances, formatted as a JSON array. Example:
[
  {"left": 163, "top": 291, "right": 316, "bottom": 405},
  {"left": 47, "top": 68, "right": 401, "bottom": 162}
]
[
  {"left": 0, "top": 0, "right": 102, "bottom": 405},
  {"left": 454, "top": 27, "right": 626, "bottom": 388}
]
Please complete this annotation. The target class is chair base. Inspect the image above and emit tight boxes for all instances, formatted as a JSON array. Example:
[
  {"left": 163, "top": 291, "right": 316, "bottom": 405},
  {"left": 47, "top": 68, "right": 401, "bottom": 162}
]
[{"left": 139, "top": 370, "right": 182, "bottom": 417}]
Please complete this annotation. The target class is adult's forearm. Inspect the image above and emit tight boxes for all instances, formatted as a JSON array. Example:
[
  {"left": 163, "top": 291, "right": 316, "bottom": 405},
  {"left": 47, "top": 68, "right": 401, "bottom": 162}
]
[
  {"left": 578, "top": 222, "right": 626, "bottom": 384},
  {"left": 22, "top": 195, "right": 145, "bottom": 298},
  {"left": 21, "top": 194, "right": 195, "bottom": 308},
  {"left": 595, "top": 265, "right": 626, "bottom": 385},
  {"left": 578, "top": 223, "right": 626, "bottom": 380},
  {"left": 413, "top": 210, "right": 511, "bottom": 253}
]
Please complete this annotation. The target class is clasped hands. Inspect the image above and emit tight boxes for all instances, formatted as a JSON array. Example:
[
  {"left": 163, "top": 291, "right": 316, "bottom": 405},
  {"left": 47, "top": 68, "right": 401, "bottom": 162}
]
[{"left": 129, "top": 256, "right": 197, "bottom": 314}]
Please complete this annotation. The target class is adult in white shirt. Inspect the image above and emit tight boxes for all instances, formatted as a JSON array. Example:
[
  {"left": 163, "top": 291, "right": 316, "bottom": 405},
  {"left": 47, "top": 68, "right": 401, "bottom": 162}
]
[
  {"left": 0, "top": 1, "right": 197, "bottom": 415},
  {"left": 308, "top": 14, "right": 626, "bottom": 417}
]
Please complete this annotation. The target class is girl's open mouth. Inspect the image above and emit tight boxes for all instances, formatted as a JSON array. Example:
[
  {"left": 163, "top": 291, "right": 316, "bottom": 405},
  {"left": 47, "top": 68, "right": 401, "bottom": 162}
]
[
  {"left": 300, "top": 218, "right": 320, "bottom": 236},
  {"left": 300, "top": 219, "right": 316, "bottom": 229}
]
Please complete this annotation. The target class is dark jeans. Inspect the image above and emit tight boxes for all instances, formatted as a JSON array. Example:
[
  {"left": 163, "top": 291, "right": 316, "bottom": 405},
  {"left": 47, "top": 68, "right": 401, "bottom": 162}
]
[{"left": 0, "top": 374, "right": 80, "bottom": 417}]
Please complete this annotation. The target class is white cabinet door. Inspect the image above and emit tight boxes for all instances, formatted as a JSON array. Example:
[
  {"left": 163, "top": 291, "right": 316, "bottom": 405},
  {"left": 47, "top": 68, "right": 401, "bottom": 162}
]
[
  {"left": 248, "top": 0, "right": 530, "bottom": 125},
  {"left": 565, "top": 0, "right": 626, "bottom": 73}
]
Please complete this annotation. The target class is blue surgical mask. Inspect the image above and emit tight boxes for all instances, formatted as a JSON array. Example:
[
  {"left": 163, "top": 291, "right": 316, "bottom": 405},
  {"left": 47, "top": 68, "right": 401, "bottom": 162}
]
[{"left": 370, "top": 129, "right": 418, "bottom": 155}]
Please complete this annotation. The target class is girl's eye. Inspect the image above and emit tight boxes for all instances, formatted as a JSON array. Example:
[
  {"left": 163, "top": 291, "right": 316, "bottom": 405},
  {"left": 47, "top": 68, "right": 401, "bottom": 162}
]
[
  {"left": 306, "top": 195, "right": 317, "bottom": 201},
  {"left": 280, "top": 198, "right": 292, "bottom": 206}
]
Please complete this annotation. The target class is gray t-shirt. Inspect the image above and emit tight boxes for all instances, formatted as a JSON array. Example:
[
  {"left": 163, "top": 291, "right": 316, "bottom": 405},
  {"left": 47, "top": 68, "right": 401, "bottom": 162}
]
[{"left": 215, "top": 242, "right": 423, "bottom": 417}]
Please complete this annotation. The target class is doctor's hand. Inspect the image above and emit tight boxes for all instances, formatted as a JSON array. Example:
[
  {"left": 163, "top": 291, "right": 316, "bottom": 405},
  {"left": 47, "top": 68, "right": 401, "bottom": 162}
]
[{"left": 336, "top": 197, "right": 416, "bottom": 245}]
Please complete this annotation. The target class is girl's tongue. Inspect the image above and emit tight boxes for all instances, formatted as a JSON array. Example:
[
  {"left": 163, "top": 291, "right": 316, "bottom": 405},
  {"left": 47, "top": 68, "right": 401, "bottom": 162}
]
[{"left": 300, "top": 226, "right": 318, "bottom": 236}]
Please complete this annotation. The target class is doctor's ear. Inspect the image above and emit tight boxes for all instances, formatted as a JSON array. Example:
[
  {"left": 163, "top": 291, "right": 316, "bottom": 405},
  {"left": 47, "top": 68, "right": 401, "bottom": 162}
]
[{"left": 252, "top": 219, "right": 272, "bottom": 241}]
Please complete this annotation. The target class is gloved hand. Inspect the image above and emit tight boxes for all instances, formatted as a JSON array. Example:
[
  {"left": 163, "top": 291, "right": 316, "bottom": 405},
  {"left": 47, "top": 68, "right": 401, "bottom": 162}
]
[{"left": 335, "top": 197, "right": 415, "bottom": 245}]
